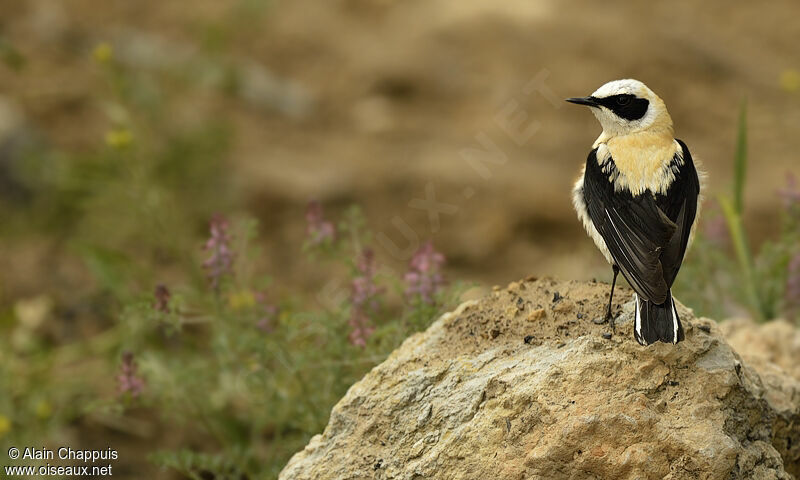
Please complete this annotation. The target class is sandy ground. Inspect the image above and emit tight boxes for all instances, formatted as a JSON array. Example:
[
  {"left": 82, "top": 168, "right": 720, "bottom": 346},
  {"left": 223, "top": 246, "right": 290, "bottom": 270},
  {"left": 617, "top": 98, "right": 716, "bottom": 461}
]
[{"left": 2, "top": 0, "right": 800, "bottom": 296}]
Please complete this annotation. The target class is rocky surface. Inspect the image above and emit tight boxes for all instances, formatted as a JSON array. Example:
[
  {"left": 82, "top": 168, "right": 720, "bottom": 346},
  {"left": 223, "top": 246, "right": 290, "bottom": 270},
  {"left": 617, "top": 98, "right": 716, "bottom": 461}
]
[
  {"left": 720, "top": 318, "right": 800, "bottom": 449},
  {"left": 279, "top": 278, "right": 800, "bottom": 480},
  {"left": 721, "top": 318, "right": 800, "bottom": 384}
]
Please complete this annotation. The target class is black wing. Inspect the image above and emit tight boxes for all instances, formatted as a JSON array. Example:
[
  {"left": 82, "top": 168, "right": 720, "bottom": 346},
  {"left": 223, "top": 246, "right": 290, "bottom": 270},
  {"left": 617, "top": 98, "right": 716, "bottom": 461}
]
[
  {"left": 656, "top": 139, "right": 700, "bottom": 286},
  {"left": 582, "top": 142, "right": 698, "bottom": 304}
]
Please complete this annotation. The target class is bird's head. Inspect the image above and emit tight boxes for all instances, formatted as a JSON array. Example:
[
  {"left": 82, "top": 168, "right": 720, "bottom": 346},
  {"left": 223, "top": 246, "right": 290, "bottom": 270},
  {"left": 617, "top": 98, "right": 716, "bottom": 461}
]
[{"left": 566, "top": 79, "right": 672, "bottom": 137}]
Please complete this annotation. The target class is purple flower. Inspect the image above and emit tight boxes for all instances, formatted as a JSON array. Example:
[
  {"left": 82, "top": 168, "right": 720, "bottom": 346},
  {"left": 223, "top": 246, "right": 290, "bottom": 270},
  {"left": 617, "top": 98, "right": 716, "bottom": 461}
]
[
  {"left": 404, "top": 241, "right": 446, "bottom": 304},
  {"left": 787, "top": 252, "right": 800, "bottom": 318},
  {"left": 352, "top": 249, "right": 382, "bottom": 308},
  {"left": 305, "top": 200, "right": 336, "bottom": 246},
  {"left": 202, "top": 215, "right": 234, "bottom": 291},
  {"left": 117, "top": 352, "right": 145, "bottom": 398},
  {"left": 349, "top": 309, "right": 374, "bottom": 348},
  {"left": 348, "top": 248, "right": 383, "bottom": 347},
  {"left": 153, "top": 284, "right": 171, "bottom": 313}
]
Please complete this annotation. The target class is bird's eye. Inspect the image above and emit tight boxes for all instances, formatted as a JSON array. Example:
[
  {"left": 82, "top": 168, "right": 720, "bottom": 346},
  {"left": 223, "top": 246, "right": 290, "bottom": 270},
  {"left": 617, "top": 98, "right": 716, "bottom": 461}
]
[{"left": 616, "top": 96, "right": 631, "bottom": 106}]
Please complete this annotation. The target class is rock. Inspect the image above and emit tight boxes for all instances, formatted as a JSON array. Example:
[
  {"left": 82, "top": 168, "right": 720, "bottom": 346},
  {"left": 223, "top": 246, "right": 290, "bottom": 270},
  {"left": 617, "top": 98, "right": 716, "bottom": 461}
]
[
  {"left": 720, "top": 318, "right": 800, "bottom": 472},
  {"left": 721, "top": 318, "right": 800, "bottom": 383},
  {"left": 279, "top": 279, "right": 800, "bottom": 480}
]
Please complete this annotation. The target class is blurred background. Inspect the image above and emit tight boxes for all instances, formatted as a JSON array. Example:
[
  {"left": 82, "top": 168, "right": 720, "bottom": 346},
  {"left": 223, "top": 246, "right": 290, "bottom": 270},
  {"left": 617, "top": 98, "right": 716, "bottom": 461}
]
[{"left": 1, "top": 0, "right": 799, "bottom": 478}]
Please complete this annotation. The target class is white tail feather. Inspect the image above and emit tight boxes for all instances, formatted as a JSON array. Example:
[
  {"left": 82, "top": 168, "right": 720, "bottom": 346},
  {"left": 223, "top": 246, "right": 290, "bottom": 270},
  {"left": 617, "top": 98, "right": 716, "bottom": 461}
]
[
  {"left": 634, "top": 293, "right": 642, "bottom": 343},
  {"left": 671, "top": 299, "right": 679, "bottom": 344}
]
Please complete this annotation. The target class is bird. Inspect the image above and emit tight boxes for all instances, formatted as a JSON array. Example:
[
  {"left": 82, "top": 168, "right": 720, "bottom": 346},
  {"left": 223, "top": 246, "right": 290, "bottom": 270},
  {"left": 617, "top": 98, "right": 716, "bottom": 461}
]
[{"left": 566, "top": 79, "right": 700, "bottom": 345}]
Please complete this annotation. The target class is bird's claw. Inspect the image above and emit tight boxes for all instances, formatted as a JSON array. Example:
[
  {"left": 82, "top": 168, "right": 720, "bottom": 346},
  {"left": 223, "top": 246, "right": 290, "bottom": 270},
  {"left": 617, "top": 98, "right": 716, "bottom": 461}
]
[{"left": 604, "top": 311, "right": 616, "bottom": 334}]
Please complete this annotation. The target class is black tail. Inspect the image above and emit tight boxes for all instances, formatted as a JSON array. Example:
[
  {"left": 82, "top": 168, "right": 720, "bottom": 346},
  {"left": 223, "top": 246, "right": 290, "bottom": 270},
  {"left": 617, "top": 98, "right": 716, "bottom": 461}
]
[{"left": 634, "top": 291, "right": 684, "bottom": 345}]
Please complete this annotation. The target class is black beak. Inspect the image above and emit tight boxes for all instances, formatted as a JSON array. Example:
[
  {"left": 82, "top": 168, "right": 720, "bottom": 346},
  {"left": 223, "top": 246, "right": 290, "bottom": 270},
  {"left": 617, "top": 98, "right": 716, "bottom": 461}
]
[{"left": 565, "top": 96, "right": 599, "bottom": 107}]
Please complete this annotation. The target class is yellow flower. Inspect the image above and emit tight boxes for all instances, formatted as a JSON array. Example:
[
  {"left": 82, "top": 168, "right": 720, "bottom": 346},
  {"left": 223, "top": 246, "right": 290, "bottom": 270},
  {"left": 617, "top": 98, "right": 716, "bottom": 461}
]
[
  {"left": 92, "top": 42, "right": 113, "bottom": 63},
  {"left": 228, "top": 290, "right": 256, "bottom": 310},
  {"left": 0, "top": 415, "right": 10, "bottom": 437},
  {"left": 105, "top": 128, "right": 133, "bottom": 149},
  {"left": 779, "top": 69, "right": 800, "bottom": 93},
  {"left": 35, "top": 401, "right": 52, "bottom": 420}
]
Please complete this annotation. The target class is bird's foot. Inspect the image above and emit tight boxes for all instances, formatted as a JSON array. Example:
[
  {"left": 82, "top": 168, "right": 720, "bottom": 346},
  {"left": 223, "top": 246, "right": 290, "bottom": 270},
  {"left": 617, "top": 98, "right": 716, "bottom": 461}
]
[{"left": 604, "top": 310, "right": 616, "bottom": 334}]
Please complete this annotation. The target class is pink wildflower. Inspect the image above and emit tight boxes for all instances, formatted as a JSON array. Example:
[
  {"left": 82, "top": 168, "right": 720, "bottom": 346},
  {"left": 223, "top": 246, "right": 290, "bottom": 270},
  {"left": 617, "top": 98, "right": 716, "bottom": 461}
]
[
  {"left": 202, "top": 215, "right": 234, "bottom": 291},
  {"left": 153, "top": 284, "right": 171, "bottom": 313},
  {"left": 117, "top": 352, "right": 145, "bottom": 398},
  {"left": 404, "top": 241, "right": 446, "bottom": 304},
  {"left": 305, "top": 200, "right": 336, "bottom": 245},
  {"left": 348, "top": 248, "right": 383, "bottom": 347}
]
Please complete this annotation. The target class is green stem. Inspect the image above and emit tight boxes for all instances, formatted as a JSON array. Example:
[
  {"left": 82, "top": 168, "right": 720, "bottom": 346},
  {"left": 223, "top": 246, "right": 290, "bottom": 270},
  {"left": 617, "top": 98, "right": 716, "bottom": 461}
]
[
  {"left": 733, "top": 101, "right": 748, "bottom": 214},
  {"left": 719, "top": 196, "right": 765, "bottom": 321}
]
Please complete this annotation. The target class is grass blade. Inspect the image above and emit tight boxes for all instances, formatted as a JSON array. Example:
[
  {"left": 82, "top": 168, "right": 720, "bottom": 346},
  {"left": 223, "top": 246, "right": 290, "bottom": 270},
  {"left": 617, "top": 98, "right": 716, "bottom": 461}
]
[
  {"left": 718, "top": 195, "right": 764, "bottom": 320},
  {"left": 733, "top": 100, "right": 748, "bottom": 214}
]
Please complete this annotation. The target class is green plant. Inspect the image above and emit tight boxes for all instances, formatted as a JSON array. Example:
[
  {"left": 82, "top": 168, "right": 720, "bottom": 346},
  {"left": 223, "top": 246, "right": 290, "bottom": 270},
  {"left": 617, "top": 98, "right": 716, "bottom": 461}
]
[
  {"left": 717, "top": 100, "right": 768, "bottom": 319},
  {"left": 64, "top": 201, "right": 454, "bottom": 479},
  {"left": 0, "top": 31, "right": 465, "bottom": 479},
  {"left": 675, "top": 102, "right": 800, "bottom": 322}
]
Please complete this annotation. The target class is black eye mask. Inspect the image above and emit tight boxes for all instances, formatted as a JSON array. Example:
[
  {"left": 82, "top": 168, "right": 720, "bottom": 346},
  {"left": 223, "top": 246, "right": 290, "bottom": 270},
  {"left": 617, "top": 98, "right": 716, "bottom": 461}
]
[{"left": 595, "top": 94, "right": 649, "bottom": 121}]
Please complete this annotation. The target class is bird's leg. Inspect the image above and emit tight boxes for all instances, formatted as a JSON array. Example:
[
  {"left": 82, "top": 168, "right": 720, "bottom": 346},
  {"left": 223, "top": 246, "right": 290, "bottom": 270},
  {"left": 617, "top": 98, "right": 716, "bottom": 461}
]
[{"left": 605, "top": 265, "right": 620, "bottom": 333}]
